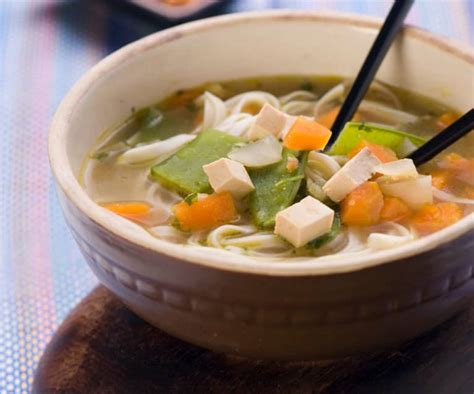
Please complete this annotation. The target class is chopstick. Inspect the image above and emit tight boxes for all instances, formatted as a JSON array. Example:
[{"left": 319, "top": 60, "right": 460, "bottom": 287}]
[
  {"left": 408, "top": 108, "right": 474, "bottom": 166},
  {"left": 327, "top": 0, "right": 414, "bottom": 147}
]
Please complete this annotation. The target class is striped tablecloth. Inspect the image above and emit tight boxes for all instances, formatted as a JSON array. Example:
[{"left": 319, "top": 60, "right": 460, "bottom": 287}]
[{"left": 0, "top": 1, "right": 472, "bottom": 392}]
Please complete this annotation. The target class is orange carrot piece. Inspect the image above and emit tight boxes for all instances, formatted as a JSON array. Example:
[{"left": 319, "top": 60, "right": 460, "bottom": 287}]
[
  {"left": 380, "top": 197, "right": 412, "bottom": 223},
  {"left": 283, "top": 117, "right": 332, "bottom": 151},
  {"left": 437, "top": 112, "right": 459, "bottom": 129},
  {"left": 348, "top": 140, "right": 398, "bottom": 163},
  {"left": 431, "top": 169, "right": 451, "bottom": 190},
  {"left": 174, "top": 192, "right": 237, "bottom": 231},
  {"left": 316, "top": 106, "right": 361, "bottom": 129},
  {"left": 410, "top": 202, "right": 463, "bottom": 235},
  {"left": 101, "top": 201, "right": 152, "bottom": 221},
  {"left": 102, "top": 201, "right": 151, "bottom": 215},
  {"left": 341, "top": 182, "right": 384, "bottom": 226}
]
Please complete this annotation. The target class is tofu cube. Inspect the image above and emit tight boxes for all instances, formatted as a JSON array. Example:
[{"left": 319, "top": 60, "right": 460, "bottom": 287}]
[
  {"left": 275, "top": 196, "right": 334, "bottom": 247},
  {"left": 247, "top": 103, "right": 287, "bottom": 140},
  {"left": 202, "top": 158, "right": 254, "bottom": 198},
  {"left": 374, "top": 159, "right": 418, "bottom": 181},
  {"left": 323, "top": 147, "right": 382, "bottom": 202},
  {"left": 378, "top": 175, "right": 433, "bottom": 209}
]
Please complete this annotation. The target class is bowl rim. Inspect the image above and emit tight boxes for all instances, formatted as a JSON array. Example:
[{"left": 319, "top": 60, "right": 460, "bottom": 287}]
[{"left": 49, "top": 10, "right": 474, "bottom": 277}]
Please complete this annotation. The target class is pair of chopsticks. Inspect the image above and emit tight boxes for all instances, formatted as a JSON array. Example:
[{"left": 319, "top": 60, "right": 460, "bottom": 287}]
[{"left": 327, "top": 0, "right": 473, "bottom": 165}]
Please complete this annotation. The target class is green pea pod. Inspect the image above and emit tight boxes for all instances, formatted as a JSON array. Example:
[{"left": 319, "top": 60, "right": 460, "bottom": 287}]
[
  {"left": 127, "top": 107, "right": 194, "bottom": 146},
  {"left": 328, "top": 122, "right": 426, "bottom": 157},
  {"left": 150, "top": 129, "right": 242, "bottom": 195},
  {"left": 249, "top": 150, "right": 308, "bottom": 228}
]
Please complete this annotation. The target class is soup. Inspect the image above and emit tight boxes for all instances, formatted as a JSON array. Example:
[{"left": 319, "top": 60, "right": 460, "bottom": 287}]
[{"left": 81, "top": 76, "right": 474, "bottom": 258}]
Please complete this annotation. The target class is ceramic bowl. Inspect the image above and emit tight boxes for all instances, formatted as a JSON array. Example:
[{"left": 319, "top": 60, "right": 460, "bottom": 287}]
[{"left": 49, "top": 11, "right": 474, "bottom": 361}]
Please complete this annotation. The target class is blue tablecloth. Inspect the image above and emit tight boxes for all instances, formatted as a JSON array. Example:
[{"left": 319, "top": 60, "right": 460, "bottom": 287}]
[{"left": 0, "top": 0, "right": 472, "bottom": 392}]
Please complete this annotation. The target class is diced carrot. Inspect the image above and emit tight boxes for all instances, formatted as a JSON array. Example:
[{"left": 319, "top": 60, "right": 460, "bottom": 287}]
[
  {"left": 348, "top": 140, "right": 398, "bottom": 163},
  {"left": 431, "top": 169, "right": 451, "bottom": 190},
  {"left": 102, "top": 201, "right": 152, "bottom": 219},
  {"left": 410, "top": 202, "right": 463, "bottom": 235},
  {"left": 174, "top": 192, "right": 237, "bottom": 231},
  {"left": 380, "top": 197, "right": 412, "bottom": 222},
  {"left": 283, "top": 117, "right": 332, "bottom": 151},
  {"left": 437, "top": 112, "right": 458, "bottom": 129},
  {"left": 341, "top": 182, "right": 384, "bottom": 226},
  {"left": 316, "top": 106, "right": 361, "bottom": 129}
]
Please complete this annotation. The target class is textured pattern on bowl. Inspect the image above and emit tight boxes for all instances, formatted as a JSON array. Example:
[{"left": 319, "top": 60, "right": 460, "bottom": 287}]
[{"left": 49, "top": 11, "right": 474, "bottom": 360}]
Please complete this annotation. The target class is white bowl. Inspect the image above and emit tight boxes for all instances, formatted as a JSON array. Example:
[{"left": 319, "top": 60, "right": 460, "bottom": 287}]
[{"left": 49, "top": 11, "right": 474, "bottom": 360}]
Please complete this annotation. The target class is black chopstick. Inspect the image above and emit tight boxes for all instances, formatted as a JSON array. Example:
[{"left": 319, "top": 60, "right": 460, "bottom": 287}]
[
  {"left": 327, "top": 0, "right": 414, "bottom": 147},
  {"left": 408, "top": 109, "right": 474, "bottom": 166}
]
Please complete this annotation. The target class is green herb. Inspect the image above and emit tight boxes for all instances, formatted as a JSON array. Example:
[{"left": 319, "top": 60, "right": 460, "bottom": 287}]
[{"left": 274, "top": 175, "right": 305, "bottom": 188}]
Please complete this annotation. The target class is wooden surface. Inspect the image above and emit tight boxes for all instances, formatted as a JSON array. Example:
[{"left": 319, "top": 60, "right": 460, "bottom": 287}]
[{"left": 33, "top": 286, "right": 474, "bottom": 394}]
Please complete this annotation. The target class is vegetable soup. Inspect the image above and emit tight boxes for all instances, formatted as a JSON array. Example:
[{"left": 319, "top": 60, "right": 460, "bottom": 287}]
[{"left": 81, "top": 76, "right": 474, "bottom": 258}]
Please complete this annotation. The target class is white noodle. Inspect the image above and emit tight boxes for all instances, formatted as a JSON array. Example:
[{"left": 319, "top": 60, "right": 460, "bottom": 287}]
[
  {"left": 358, "top": 100, "right": 418, "bottom": 125},
  {"left": 216, "top": 113, "right": 255, "bottom": 137},
  {"left": 194, "top": 92, "right": 227, "bottom": 132},
  {"left": 337, "top": 229, "right": 368, "bottom": 254},
  {"left": 206, "top": 224, "right": 293, "bottom": 257},
  {"left": 145, "top": 181, "right": 182, "bottom": 214},
  {"left": 433, "top": 187, "right": 474, "bottom": 205},
  {"left": 282, "top": 101, "right": 316, "bottom": 115},
  {"left": 367, "top": 222, "right": 413, "bottom": 251},
  {"left": 369, "top": 80, "right": 402, "bottom": 109},
  {"left": 118, "top": 134, "right": 195, "bottom": 165},
  {"left": 307, "top": 151, "right": 341, "bottom": 179},
  {"left": 280, "top": 90, "right": 318, "bottom": 115},
  {"left": 207, "top": 224, "right": 256, "bottom": 248},
  {"left": 279, "top": 90, "right": 318, "bottom": 104},
  {"left": 313, "top": 83, "right": 344, "bottom": 118},
  {"left": 225, "top": 91, "right": 280, "bottom": 114}
]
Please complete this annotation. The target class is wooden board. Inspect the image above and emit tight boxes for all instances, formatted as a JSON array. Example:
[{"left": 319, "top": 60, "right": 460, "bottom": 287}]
[{"left": 33, "top": 286, "right": 474, "bottom": 393}]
